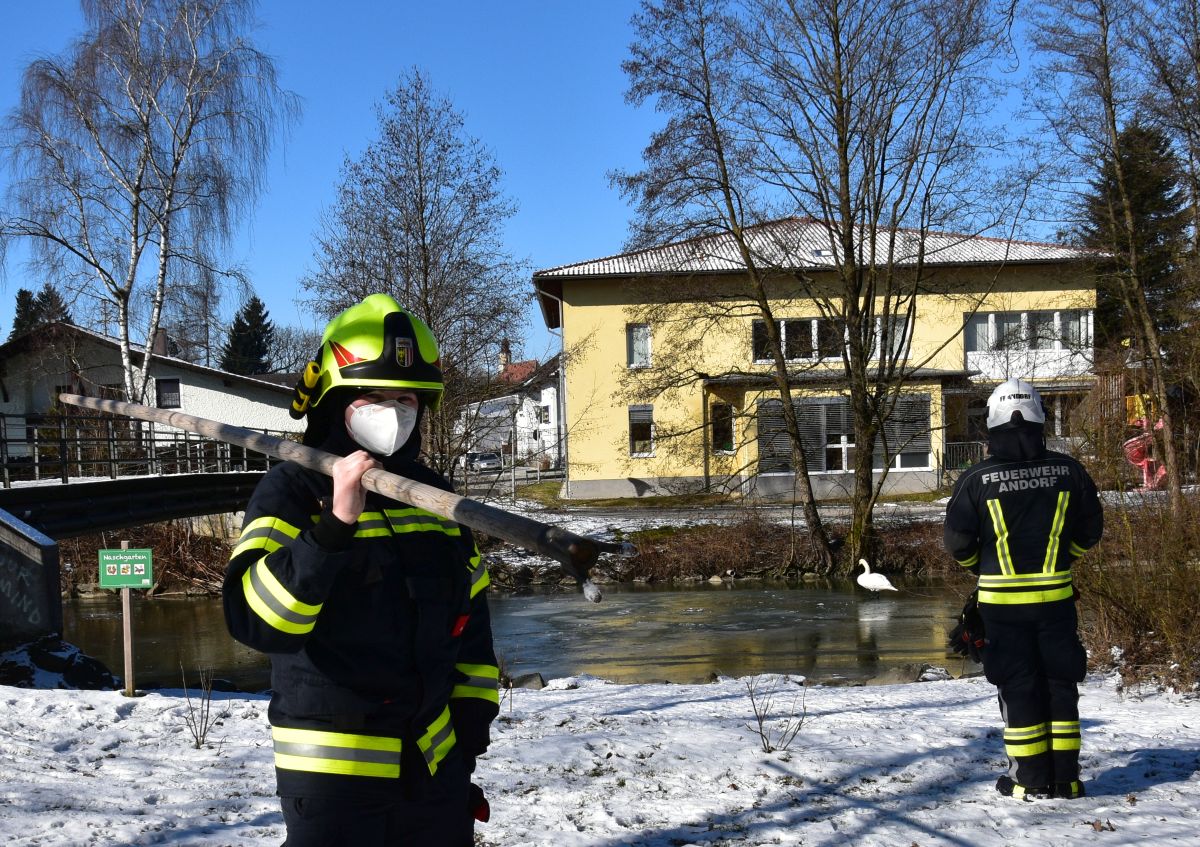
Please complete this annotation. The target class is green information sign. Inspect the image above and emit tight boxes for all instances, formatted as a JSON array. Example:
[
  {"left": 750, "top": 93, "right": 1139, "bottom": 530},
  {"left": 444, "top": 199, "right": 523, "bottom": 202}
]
[{"left": 98, "top": 548, "right": 153, "bottom": 589}]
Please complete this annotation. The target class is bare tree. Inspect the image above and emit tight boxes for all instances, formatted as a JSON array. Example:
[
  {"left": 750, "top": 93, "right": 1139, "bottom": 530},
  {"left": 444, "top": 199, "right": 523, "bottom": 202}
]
[
  {"left": 1028, "top": 0, "right": 1185, "bottom": 514},
  {"left": 269, "top": 324, "right": 323, "bottom": 375},
  {"left": 301, "top": 68, "right": 528, "bottom": 471},
  {"left": 616, "top": 0, "right": 837, "bottom": 572},
  {"left": 0, "top": 0, "right": 297, "bottom": 402},
  {"left": 162, "top": 265, "right": 224, "bottom": 365},
  {"left": 616, "top": 0, "right": 1019, "bottom": 570}
]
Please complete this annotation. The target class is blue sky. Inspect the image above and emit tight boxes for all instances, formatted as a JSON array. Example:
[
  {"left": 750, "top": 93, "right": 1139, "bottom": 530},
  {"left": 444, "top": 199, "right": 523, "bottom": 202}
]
[{"left": 0, "top": 1, "right": 658, "bottom": 361}]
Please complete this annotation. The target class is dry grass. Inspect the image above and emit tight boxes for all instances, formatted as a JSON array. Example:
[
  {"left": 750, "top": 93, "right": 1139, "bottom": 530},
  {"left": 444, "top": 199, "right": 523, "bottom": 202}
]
[
  {"left": 59, "top": 519, "right": 233, "bottom": 596},
  {"left": 1074, "top": 497, "right": 1200, "bottom": 691}
]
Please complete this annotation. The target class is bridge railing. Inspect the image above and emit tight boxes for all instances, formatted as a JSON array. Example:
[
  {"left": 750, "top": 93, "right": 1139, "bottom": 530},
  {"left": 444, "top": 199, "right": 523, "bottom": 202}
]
[{"left": 0, "top": 411, "right": 289, "bottom": 488}]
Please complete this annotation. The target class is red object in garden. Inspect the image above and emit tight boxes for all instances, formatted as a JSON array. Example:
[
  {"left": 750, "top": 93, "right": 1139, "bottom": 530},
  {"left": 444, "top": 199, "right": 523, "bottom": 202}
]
[{"left": 1122, "top": 418, "right": 1167, "bottom": 490}]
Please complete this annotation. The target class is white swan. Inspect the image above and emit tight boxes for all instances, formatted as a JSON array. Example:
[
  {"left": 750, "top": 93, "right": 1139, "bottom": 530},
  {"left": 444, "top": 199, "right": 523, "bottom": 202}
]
[{"left": 856, "top": 558, "right": 898, "bottom": 593}]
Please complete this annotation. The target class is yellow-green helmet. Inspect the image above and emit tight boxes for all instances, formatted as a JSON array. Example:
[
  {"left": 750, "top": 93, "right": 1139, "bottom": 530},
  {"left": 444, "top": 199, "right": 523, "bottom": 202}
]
[{"left": 290, "top": 294, "right": 442, "bottom": 418}]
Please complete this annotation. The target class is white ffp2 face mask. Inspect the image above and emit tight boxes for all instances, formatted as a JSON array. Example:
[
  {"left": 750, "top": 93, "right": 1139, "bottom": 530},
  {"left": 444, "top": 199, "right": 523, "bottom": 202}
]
[{"left": 347, "top": 400, "right": 418, "bottom": 456}]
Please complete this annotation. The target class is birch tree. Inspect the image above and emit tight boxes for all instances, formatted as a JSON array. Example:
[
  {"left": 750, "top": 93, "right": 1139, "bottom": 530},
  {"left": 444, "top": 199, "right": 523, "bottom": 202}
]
[{"left": 0, "top": 0, "right": 296, "bottom": 402}]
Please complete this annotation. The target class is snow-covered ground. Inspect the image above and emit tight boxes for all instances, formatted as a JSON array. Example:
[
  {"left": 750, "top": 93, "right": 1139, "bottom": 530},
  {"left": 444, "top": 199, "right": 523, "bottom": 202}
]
[{"left": 1, "top": 672, "right": 1196, "bottom": 846}]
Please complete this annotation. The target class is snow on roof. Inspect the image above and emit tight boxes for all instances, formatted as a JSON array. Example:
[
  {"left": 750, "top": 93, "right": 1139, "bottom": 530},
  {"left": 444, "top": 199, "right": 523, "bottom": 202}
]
[{"left": 533, "top": 217, "right": 1096, "bottom": 279}]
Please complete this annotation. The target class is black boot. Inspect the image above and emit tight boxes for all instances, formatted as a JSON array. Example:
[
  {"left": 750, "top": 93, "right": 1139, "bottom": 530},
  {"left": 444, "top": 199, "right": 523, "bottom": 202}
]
[{"left": 996, "top": 775, "right": 1050, "bottom": 800}]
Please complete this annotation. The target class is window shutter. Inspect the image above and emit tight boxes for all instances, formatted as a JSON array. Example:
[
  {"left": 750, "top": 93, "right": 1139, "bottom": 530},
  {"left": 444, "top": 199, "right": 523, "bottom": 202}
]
[
  {"left": 756, "top": 400, "right": 792, "bottom": 472},
  {"left": 795, "top": 400, "right": 826, "bottom": 471},
  {"left": 876, "top": 394, "right": 931, "bottom": 466}
]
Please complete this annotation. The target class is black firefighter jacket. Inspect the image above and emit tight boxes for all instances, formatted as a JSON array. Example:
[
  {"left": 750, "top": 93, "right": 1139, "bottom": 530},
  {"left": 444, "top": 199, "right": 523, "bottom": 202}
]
[
  {"left": 223, "top": 459, "right": 499, "bottom": 799},
  {"left": 944, "top": 447, "right": 1103, "bottom": 614}
]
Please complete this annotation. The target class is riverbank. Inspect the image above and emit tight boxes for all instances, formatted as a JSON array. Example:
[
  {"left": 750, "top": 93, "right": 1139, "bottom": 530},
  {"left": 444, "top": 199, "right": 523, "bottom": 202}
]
[{"left": 1, "top": 672, "right": 1195, "bottom": 846}]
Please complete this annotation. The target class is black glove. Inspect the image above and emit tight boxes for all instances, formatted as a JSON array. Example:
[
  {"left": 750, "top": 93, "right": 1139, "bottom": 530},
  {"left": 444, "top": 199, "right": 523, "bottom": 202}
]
[
  {"left": 948, "top": 589, "right": 985, "bottom": 663},
  {"left": 469, "top": 783, "right": 490, "bottom": 823}
]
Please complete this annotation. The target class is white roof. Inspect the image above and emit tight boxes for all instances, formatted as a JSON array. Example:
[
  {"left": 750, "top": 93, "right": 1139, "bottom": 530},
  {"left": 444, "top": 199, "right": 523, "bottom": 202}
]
[{"left": 534, "top": 217, "right": 1096, "bottom": 278}]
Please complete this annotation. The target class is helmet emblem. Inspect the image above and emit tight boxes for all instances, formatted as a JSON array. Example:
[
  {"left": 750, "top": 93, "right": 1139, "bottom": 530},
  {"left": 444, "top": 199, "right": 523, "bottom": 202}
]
[
  {"left": 329, "top": 341, "right": 366, "bottom": 368},
  {"left": 395, "top": 337, "right": 413, "bottom": 368}
]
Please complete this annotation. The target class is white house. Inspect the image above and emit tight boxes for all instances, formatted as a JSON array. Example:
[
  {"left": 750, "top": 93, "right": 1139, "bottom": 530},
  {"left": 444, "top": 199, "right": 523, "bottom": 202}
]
[
  {"left": 458, "top": 355, "right": 563, "bottom": 469},
  {"left": 0, "top": 323, "right": 299, "bottom": 463}
]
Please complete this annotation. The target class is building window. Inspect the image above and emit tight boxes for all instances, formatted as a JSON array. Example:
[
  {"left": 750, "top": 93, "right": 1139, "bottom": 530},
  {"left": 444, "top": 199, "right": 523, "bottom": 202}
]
[
  {"left": 711, "top": 403, "right": 735, "bottom": 453},
  {"left": 756, "top": 394, "right": 931, "bottom": 473},
  {"left": 752, "top": 318, "right": 840, "bottom": 362},
  {"left": 627, "top": 323, "right": 651, "bottom": 368},
  {"left": 965, "top": 310, "right": 1092, "bottom": 353},
  {"left": 875, "top": 314, "right": 910, "bottom": 360},
  {"left": 629, "top": 405, "right": 654, "bottom": 456},
  {"left": 155, "top": 378, "right": 181, "bottom": 409}
]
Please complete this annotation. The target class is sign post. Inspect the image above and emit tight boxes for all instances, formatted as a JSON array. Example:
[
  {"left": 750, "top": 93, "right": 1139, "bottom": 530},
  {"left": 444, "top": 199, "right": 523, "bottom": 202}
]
[{"left": 98, "top": 542, "right": 153, "bottom": 697}]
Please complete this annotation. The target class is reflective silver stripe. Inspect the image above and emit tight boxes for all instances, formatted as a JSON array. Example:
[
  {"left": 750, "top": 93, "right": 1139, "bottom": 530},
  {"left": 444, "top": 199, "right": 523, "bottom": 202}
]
[
  {"left": 421, "top": 721, "right": 455, "bottom": 767},
  {"left": 385, "top": 509, "right": 462, "bottom": 536},
  {"left": 979, "top": 572, "right": 1072, "bottom": 588},
  {"left": 247, "top": 559, "right": 320, "bottom": 631},
  {"left": 231, "top": 517, "right": 301, "bottom": 559},
  {"left": 273, "top": 739, "right": 402, "bottom": 767},
  {"left": 469, "top": 561, "right": 490, "bottom": 597},
  {"left": 355, "top": 512, "right": 392, "bottom": 536},
  {"left": 271, "top": 726, "right": 402, "bottom": 778}
]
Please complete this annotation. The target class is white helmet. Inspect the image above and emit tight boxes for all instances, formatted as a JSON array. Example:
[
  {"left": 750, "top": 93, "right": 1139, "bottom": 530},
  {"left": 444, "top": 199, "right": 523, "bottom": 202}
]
[{"left": 986, "top": 378, "right": 1045, "bottom": 429}]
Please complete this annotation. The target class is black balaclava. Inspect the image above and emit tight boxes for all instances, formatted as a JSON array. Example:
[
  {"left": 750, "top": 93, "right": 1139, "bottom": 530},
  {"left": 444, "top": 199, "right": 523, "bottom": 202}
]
[
  {"left": 987, "top": 416, "right": 1047, "bottom": 462},
  {"left": 302, "top": 387, "right": 426, "bottom": 467}
]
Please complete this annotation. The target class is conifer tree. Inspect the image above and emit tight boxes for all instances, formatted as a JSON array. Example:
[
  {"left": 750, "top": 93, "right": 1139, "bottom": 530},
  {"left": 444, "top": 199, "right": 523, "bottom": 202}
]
[
  {"left": 1076, "top": 121, "right": 1189, "bottom": 349},
  {"left": 220, "top": 296, "right": 274, "bottom": 375},
  {"left": 9, "top": 289, "right": 38, "bottom": 339},
  {"left": 33, "top": 282, "right": 72, "bottom": 325},
  {"left": 8, "top": 282, "right": 72, "bottom": 339}
]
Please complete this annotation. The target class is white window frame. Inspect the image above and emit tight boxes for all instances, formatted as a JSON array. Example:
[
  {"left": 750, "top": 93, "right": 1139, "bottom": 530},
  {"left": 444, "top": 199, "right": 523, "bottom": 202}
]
[
  {"left": 628, "top": 405, "right": 655, "bottom": 457},
  {"left": 752, "top": 318, "right": 840, "bottom": 363},
  {"left": 874, "top": 314, "right": 911, "bottom": 361},
  {"left": 627, "top": 323, "right": 652, "bottom": 368},
  {"left": 965, "top": 309, "right": 1094, "bottom": 353}
]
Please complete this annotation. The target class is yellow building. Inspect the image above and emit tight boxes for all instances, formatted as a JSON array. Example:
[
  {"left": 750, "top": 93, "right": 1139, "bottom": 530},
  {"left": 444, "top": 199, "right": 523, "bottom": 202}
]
[{"left": 533, "top": 219, "right": 1097, "bottom": 500}]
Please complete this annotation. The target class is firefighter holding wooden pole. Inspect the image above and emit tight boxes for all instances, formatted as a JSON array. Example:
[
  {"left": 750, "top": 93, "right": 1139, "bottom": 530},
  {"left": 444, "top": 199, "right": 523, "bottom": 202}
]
[{"left": 222, "top": 294, "right": 496, "bottom": 846}]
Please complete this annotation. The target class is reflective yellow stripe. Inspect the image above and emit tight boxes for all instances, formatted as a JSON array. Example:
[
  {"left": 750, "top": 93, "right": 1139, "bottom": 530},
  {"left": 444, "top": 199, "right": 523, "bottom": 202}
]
[
  {"left": 242, "top": 558, "right": 322, "bottom": 635},
  {"left": 987, "top": 499, "right": 1014, "bottom": 575},
  {"left": 354, "top": 511, "right": 392, "bottom": 538},
  {"left": 1051, "top": 720, "right": 1081, "bottom": 750},
  {"left": 1004, "top": 723, "right": 1049, "bottom": 758},
  {"left": 1005, "top": 739, "right": 1049, "bottom": 756},
  {"left": 272, "top": 726, "right": 402, "bottom": 778},
  {"left": 1043, "top": 491, "right": 1070, "bottom": 573},
  {"left": 384, "top": 508, "right": 462, "bottom": 537},
  {"left": 1069, "top": 541, "right": 1088, "bottom": 558},
  {"left": 979, "top": 584, "right": 1074, "bottom": 605},
  {"left": 417, "top": 706, "right": 456, "bottom": 775},
  {"left": 232, "top": 516, "right": 301, "bottom": 559},
  {"left": 957, "top": 551, "right": 980, "bottom": 568},
  {"left": 452, "top": 663, "right": 500, "bottom": 704}
]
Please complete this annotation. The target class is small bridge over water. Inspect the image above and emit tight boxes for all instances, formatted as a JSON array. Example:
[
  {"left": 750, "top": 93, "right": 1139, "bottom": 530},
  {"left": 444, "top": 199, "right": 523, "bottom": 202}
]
[{"left": 0, "top": 410, "right": 284, "bottom": 644}]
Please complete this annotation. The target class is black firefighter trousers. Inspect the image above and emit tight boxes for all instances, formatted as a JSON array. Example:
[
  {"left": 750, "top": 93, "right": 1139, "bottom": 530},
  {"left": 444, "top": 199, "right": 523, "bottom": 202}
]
[
  {"left": 280, "top": 746, "right": 473, "bottom": 847},
  {"left": 980, "top": 602, "right": 1088, "bottom": 789}
]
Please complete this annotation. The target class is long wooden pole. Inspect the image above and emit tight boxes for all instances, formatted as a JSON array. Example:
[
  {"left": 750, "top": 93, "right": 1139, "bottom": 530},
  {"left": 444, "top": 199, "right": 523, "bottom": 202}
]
[{"left": 60, "top": 394, "right": 612, "bottom": 602}]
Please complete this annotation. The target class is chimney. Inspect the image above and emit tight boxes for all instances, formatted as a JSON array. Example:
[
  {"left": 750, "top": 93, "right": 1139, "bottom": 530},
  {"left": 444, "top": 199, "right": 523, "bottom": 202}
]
[
  {"left": 152, "top": 328, "right": 169, "bottom": 355},
  {"left": 498, "top": 338, "right": 511, "bottom": 370}
]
